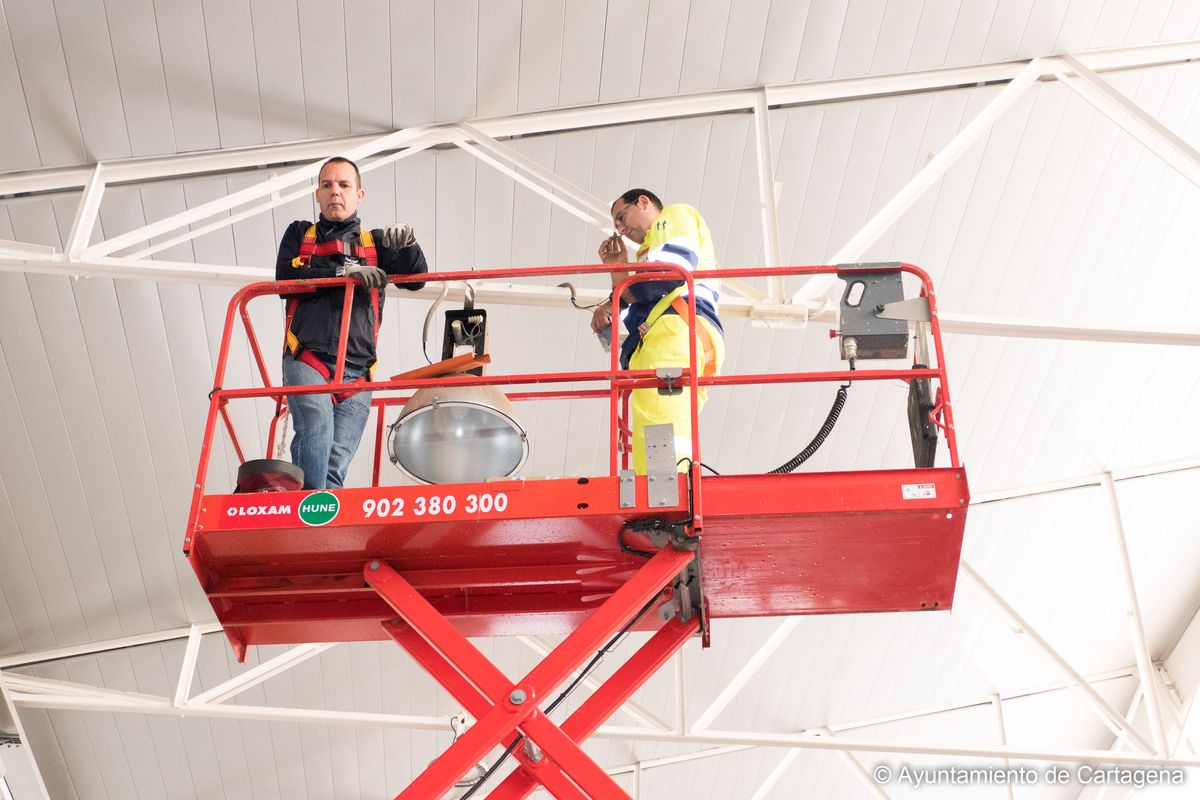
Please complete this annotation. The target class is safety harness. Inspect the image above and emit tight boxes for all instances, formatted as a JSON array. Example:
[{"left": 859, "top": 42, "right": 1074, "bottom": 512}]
[
  {"left": 632, "top": 285, "right": 718, "bottom": 377},
  {"left": 284, "top": 226, "right": 380, "bottom": 403}
]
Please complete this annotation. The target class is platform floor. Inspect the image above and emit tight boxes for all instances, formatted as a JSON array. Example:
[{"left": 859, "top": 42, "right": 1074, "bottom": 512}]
[{"left": 187, "top": 468, "right": 969, "bottom": 659}]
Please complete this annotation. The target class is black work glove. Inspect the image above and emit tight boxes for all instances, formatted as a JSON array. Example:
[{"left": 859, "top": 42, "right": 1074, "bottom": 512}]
[{"left": 341, "top": 263, "right": 388, "bottom": 289}]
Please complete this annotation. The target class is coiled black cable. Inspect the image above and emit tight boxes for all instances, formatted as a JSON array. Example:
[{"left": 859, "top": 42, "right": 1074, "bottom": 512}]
[{"left": 769, "top": 382, "right": 851, "bottom": 474}]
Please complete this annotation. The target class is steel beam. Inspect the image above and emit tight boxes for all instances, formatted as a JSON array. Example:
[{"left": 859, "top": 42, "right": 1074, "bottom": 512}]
[
  {"left": 172, "top": 624, "right": 204, "bottom": 707},
  {"left": 752, "top": 89, "right": 785, "bottom": 302},
  {"left": 791, "top": 57, "right": 1045, "bottom": 310},
  {"left": 0, "top": 672, "right": 50, "bottom": 800},
  {"left": 4, "top": 674, "right": 167, "bottom": 709},
  {"left": 82, "top": 127, "right": 434, "bottom": 258},
  {"left": 991, "top": 694, "right": 1015, "bottom": 800},
  {"left": 1051, "top": 54, "right": 1200, "bottom": 190},
  {"left": 748, "top": 749, "right": 801, "bottom": 800},
  {"left": 971, "top": 457, "right": 1200, "bottom": 506},
  {"left": 589, "top": 725, "right": 1200, "bottom": 766},
  {"left": 5, "top": 40, "right": 1200, "bottom": 199},
  {"left": 937, "top": 312, "right": 1200, "bottom": 346},
  {"left": 822, "top": 728, "right": 895, "bottom": 800},
  {"left": 691, "top": 617, "right": 802, "bottom": 731},
  {"left": 0, "top": 622, "right": 224, "bottom": 669},
  {"left": 1101, "top": 472, "right": 1171, "bottom": 756},
  {"left": 187, "top": 642, "right": 337, "bottom": 707},
  {"left": 65, "top": 163, "right": 105, "bottom": 260},
  {"left": 674, "top": 650, "right": 687, "bottom": 734}
]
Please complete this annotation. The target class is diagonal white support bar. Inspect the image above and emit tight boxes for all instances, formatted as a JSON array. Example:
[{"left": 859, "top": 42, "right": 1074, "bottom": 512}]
[
  {"left": 455, "top": 123, "right": 612, "bottom": 226},
  {"left": 1159, "top": 664, "right": 1199, "bottom": 757},
  {"left": 792, "top": 57, "right": 1047, "bottom": 309},
  {"left": 752, "top": 89, "right": 785, "bottom": 303},
  {"left": 692, "top": 617, "right": 801, "bottom": 731},
  {"left": 1074, "top": 685, "right": 1143, "bottom": 800},
  {"left": 674, "top": 650, "right": 687, "bottom": 734},
  {"left": 454, "top": 124, "right": 766, "bottom": 301},
  {"left": 125, "top": 142, "right": 437, "bottom": 259},
  {"left": 959, "top": 560, "right": 1156, "bottom": 754},
  {"left": 128, "top": 181, "right": 315, "bottom": 259},
  {"left": 188, "top": 642, "right": 337, "bottom": 706},
  {"left": 0, "top": 622, "right": 225, "bottom": 669},
  {"left": 1051, "top": 54, "right": 1200, "bottom": 189},
  {"left": 0, "top": 240, "right": 56, "bottom": 258},
  {"left": 748, "top": 749, "right": 801, "bottom": 800},
  {"left": 172, "top": 624, "right": 205, "bottom": 707},
  {"left": 65, "top": 163, "right": 105, "bottom": 260},
  {"left": 84, "top": 126, "right": 433, "bottom": 258},
  {"left": 515, "top": 636, "right": 671, "bottom": 732},
  {"left": 0, "top": 672, "right": 51, "bottom": 800},
  {"left": 4, "top": 673, "right": 165, "bottom": 709},
  {"left": 1101, "top": 472, "right": 1170, "bottom": 756},
  {"left": 454, "top": 140, "right": 607, "bottom": 229},
  {"left": 822, "top": 728, "right": 895, "bottom": 800},
  {"left": 991, "top": 694, "right": 1015, "bottom": 800}
]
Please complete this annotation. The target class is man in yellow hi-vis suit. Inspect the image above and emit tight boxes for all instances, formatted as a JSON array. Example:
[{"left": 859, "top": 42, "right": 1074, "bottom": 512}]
[{"left": 592, "top": 189, "right": 725, "bottom": 473}]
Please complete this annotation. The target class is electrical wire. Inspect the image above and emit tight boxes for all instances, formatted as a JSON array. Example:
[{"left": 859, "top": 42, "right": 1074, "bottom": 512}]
[
  {"left": 768, "top": 360, "right": 855, "bottom": 474},
  {"left": 557, "top": 281, "right": 609, "bottom": 310},
  {"left": 420, "top": 282, "right": 450, "bottom": 364},
  {"left": 459, "top": 592, "right": 663, "bottom": 798}
]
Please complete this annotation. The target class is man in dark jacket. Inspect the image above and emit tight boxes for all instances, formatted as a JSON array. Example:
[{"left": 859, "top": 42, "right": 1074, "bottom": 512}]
[{"left": 276, "top": 156, "right": 428, "bottom": 489}]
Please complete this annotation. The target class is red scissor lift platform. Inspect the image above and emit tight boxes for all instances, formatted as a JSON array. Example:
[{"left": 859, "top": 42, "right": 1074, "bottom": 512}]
[{"left": 184, "top": 263, "right": 969, "bottom": 799}]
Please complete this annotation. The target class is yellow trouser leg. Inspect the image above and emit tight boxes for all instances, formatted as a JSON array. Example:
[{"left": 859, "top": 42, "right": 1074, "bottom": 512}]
[{"left": 627, "top": 314, "right": 725, "bottom": 474}]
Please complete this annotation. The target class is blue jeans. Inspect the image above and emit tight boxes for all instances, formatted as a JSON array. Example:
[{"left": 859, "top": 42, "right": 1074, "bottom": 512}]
[{"left": 283, "top": 354, "right": 373, "bottom": 490}]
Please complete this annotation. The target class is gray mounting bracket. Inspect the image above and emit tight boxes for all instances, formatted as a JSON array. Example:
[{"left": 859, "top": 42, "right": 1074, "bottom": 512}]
[
  {"left": 876, "top": 296, "right": 931, "bottom": 322},
  {"left": 618, "top": 469, "right": 636, "bottom": 508},
  {"left": 644, "top": 424, "right": 680, "bottom": 507},
  {"left": 655, "top": 366, "right": 683, "bottom": 396}
]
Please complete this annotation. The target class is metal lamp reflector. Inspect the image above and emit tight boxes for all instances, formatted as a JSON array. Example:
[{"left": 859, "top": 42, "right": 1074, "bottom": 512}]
[{"left": 388, "top": 385, "right": 529, "bottom": 484}]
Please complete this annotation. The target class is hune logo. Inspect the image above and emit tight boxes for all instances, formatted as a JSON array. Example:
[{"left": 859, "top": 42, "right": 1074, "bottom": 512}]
[{"left": 298, "top": 491, "right": 339, "bottom": 526}]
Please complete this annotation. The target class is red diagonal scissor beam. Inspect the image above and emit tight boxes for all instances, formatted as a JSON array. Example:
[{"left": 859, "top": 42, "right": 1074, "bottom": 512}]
[
  {"left": 488, "top": 614, "right": 698, "bottom": 800},
  {"left": 364, "top": 547, "right": 694, "bottom": 800}
]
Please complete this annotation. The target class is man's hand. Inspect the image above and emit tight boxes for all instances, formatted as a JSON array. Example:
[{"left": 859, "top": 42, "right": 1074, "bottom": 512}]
[
  {"left": 598, "top": 233, "right": 628, "bottom": 264},
  {"left": 382, "top": 223, "right": 416, "bottom": 249},
  {"left": 343, "top": 263, "right": 388, "bottom": 289},
  {"left": 591, "top": 299, "right": 613, "bottom": 334}
]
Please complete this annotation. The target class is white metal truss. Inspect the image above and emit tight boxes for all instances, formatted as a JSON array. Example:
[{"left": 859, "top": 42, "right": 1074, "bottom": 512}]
[
  {"left": 2, "top": 37, "right": 1200, "bottom": 796},
  {"left": 0, "top": 671, "right": 50, "bottom": 800},
  {"left": 791, "top": 55, "right": 1047, "bottom": 309}
]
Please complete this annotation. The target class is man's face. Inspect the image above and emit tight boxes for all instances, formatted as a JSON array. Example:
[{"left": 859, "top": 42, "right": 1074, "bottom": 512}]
[
  {"left": 315, "top": 161, "right": 364, "bottom": 221},
  {"left": 610, "top": 195, "right": 658, "bottom": 244}
]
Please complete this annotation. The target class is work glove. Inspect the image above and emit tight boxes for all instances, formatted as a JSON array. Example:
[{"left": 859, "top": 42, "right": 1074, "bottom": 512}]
[
  {"left": 342, "top": 263, "right": 388, "bottom": 289},
  {"left": 382, "top": 222, "right": 416, "bottom": 249}
]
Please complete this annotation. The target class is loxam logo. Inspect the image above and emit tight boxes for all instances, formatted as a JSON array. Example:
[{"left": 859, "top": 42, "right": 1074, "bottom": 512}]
[{"left": 298, "top": 491, "right": 340, "bottom": 526}]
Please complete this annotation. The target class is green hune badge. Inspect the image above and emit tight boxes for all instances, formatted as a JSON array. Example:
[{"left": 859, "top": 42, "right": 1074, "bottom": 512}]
[{"left": 298, "top": 491, "right": 339, "bottom": 526}]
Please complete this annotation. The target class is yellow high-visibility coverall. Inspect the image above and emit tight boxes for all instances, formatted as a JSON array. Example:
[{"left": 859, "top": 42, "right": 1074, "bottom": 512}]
[{"left": 621, "top": 204, "right": 725, "bottom": 473}]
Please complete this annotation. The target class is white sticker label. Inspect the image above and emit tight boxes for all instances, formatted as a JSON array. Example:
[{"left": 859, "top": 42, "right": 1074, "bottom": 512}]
[{"left": 902, "top": 483, "right": 937, "bottom": 500}]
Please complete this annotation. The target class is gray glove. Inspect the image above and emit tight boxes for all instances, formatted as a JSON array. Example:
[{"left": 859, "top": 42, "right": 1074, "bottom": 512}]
[
  {"left": 342, "top": 263, "right": 388, "bottom": 289},
  {"left": 382, "top": 222, "right": 415, "bottom": 249}
]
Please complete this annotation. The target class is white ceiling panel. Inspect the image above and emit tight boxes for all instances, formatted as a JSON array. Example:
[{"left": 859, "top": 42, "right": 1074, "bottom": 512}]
[{"left": 3, "top": 2, "right": 1200, "bottom": 797}]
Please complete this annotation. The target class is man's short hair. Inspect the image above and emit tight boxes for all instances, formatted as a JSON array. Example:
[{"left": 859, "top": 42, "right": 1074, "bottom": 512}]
[
  {"left": 321, "top": 156, "right": 362, "bottom": 188},
  {"left": 614, "top": 188, "right": 663, "bottom": 212}
]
